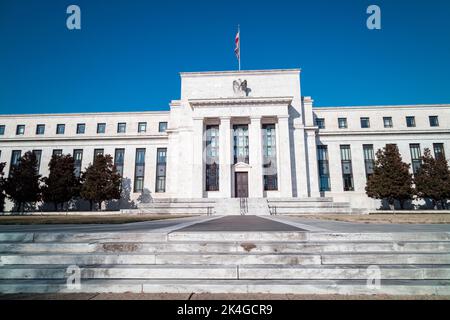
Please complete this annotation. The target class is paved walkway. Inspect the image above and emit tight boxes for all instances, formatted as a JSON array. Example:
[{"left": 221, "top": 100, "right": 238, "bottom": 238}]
[
  {"left": 0, "top": 215, "right": 449, "bottom": 234},
  {"left": 178, "top": 216, "right": 303, "bottom": 232}
]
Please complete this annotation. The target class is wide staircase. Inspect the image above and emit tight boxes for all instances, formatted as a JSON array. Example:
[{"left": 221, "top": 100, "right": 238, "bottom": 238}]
[
  {"left": 125, "top": 197, "right": 364, "bottom": 215},
  {"left": 0, "top": 230, "right": 449, "bottom": 295}
]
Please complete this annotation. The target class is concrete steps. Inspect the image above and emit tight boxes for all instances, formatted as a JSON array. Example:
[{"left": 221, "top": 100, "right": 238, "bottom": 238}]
[
  {"left": 0, "top": 279, "right": 449, "bottom": 295},
  {"left": 2, "top": 241, "right": 450, "bottom": 254},
  {"left": 1, "top": 229, "right": 449, "bottom": 295},
  {"left": 1, "top": 264, "right": 449, "bottom": 280}
]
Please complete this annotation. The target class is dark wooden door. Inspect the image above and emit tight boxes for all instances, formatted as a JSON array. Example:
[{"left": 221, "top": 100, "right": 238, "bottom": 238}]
[{"left": 235, "top": 172, "right": 249, "bottom": 198}]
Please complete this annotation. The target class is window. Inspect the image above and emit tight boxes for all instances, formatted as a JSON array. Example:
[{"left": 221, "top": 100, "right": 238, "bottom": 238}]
[
  {"left": 114, "top": 148, "right": 125, "bottom": 176},
  {"left": 76, "top": 123, "right": 85, "bottom": 134},
  {"left": 16, "top": 125, "right": 25, "bottom": 135},
  {"left": 233, "top": 125, "right": 249, "bottom": 164},
  {"left": 156, "top": 148, "right": 167, "bottom": 193},
  {"left": 340, "top": 145, "right": 354, "bottom": 191},
  {"left": 429, "top": 116, "right": 439, "bottom": 127},
  {"left": 363, "top": 144, "right": 375, "bottom": 179},
  {"left": 159, "top": 122, "right": 168, "bottom": 133},
  {"left": 97, "top": 123, "right": 106, "bottom": 134},
  {"left": 93, "top": 149, "right": 104, "bottom": 161},
  {"left": 56, "top": 124, "right": 65, "bottom": 134},
  {"left": 9, "top": 150, "right": 21, "bottom": 175},
  {"left": 36, "top": 124, "right": 45, "bottom": 135},
  {"left": 338, "top": 118, "right": 347, "bottom": 129},
  {"left": 32, "top": 150, "right": 42, "bottom": 174},
  {"left": 117, "top": 123, "right": 126, "bottom": 133},
  {"left": 406, "top": 116, "right": 416, "bottom": 127},
  {"left": 73, "top": 149, "right": 83, "bottom": 178},
  {"left": 0, "top": 125, "right": 4, "bottom": 135},
  {"left": 410, "top": 144, "right": 422, "bottom": 174},
  {"left": 316, "top": 118, "right": 325, "bottom": 129},
  {"left": 263, "top": 124, "right": 278, "bottom": 191},
  {"left": 433, "top": 143, "right": 445, "bottom": 159},
  {"left": 134, "top": 148, "right": 146, "bottom": 192},
  {"left": 360, "top": 117, "right": 370, "bottom": 128},
  {"left": 138, "top": 122, "right": 147, "bottom": 133},
  {"left": 317, "top": 146, "right": 330, "bottom": 192},
  {"left": 205, "top": 125, "right": 219, "bottom": 191},
  {"left": 383, "top": 117, "right": 393, "bottom": 128},
  {"left": 53, "top": 149, "right": 63, "bottom": 157}
]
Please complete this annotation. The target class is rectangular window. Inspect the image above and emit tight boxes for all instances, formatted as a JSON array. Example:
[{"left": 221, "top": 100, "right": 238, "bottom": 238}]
[
  {"left": 363, "top": 144, "right": 375, "bottom": 179},
  {"left": 156, "top": 148, "right": 167, "bottom": 193},
  {"left": 9, "top": 150, "right": 22, "bottom": 175},
  {"left": 433, "top": 143, "right": 445, "bottom": 159},
  {"left": 317, "top": 145, "right": 330, "bottom": 192},
  {"left": 338, "top": 118, "right": 347, "bottom": 129},
  {"left": 93, "top": 149, "right": 104, "bottom": 161},
  {"left": 73, "top": 149, "right": 83, "bottom": 178},
  {"left": 340, "top": 145, "right": 354, "bottom": 191},
  {"left": 263, "top": 124, "right": 278, "bottom": 191},
  {"left": 134, "top": 148, "right": 146, "bottom": 192},
  {"left": 114, "top": 148, "right": 125, "bottom": 176},
  {"left": 233, "top": 125, "right": 249, "bottom": 164},
  {"left": 97, "top": 123, "right": 106, "bottom": 134},
  {"left": 159, "top": 122, "right": 168, "bottom": 133},
  {"left": 36, "top": 124, "right": 45, "bottom": 135},
  {"left": 0, "top": 125, "right": 5, "bottom": 135},
  {"left": 360, "top": 117, "right": 370, "bottom": 128},
  {"left": 117, "top": 122, "right": 126, "bottom": 133},
  {"left": 76, "top": 123, "right": 85, "bottom": 134},
  {"left": 383, "top": 117, "right": 393, "bottom": 128},
  {"left": 52, "top": 149, "right": 63, "bottom": 157},
  {"left": 32, "top": 150, "right": 42, "bottom": 174},
  {"left": 56, "top": 124, "right": 65, "bottom": 134},
  {"left": 316, "top": 118, "right": 325, "bottom": 129},
  {"left": 138, "top": 122, "right": 147, "bottom": 133},
  {"left": 406, "top": 116, "right": 416, "bottom": 127},
  {"left": 205, "top": 125, "right": 219, "bottom": 191},
  {"left": 429, "top": 116, "right": 439, "bottom": 127},
  {"left": 410, "top": 144, "right": 422, "bottom": 174},
  {"left": 16, "top": 125, "right": 25, "bottom": 135}
]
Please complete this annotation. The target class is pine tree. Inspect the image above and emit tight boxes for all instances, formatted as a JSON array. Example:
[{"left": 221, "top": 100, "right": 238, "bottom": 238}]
[
  {"left": 366, "top": 144, "right": 414, "bottom": 210},
  {"left": 42, "top": 154, "right": 80, "bottom": 211},
  {"left": 80, "top": 154, "right": 121, "bottom": 211},
  {"left": 4, "top": 151, "right": 41, "bottom": 212},
  {"left": 0, "top": 162, "right": 6, "bottom": 212},
  {"left": 414, "top": 148, "right": 450, "bottom": 209}
]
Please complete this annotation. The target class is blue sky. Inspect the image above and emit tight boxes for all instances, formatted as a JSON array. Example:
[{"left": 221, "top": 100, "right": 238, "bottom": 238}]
[{"left": 0, "top": 0, "right": 449, "bottom": 114}]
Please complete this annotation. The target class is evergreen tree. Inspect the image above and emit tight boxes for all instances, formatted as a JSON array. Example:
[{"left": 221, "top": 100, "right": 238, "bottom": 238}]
[
  {"left": 4, "top": 151, "right": 41, "bottom": 212},
  {"left": 42, "top": 154, "right": 80, "bottom": 211},
  {"left": 80, "top": 154, "right": 121, "bottom": 211},
  {"left": 366, "top": 144, "right": 414, "bottom": 209},
  {"left": 414, "top": 148, "right": 450, "bottom": 209},
  {"left": 0, "top": 162, "right": 6, "bottom": 212}
]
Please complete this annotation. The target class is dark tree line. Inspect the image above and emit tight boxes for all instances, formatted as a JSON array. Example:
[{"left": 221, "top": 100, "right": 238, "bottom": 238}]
[
  {"left": 366, "top": 144, "right": 450, "bottom": 210},
  {"left": 0, "top": 152, "right": 121, "bottom": 212}
]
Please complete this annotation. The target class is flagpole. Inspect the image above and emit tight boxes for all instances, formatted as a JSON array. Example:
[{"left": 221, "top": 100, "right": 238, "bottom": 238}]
[{"left": 238, "top": 24, "right": 241, "bottom": 71}]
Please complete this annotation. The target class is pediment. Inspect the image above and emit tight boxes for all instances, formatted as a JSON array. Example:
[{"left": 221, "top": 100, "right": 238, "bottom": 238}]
[{"left": 234, "top": 162, "right": 252, "bottom": 170}]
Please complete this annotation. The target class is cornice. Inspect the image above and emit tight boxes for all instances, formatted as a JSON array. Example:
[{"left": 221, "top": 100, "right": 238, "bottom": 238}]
[
  {"left": 180, "top": 69, "right": 301, "bottom": 78},
  {"left": 188, "top": 96, "right": 293, "bottom": 108}
]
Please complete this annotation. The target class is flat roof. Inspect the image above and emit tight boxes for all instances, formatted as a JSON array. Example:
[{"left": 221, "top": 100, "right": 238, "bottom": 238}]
[{"left": 180, "top": 68, "right": 301, "bottom": 77}]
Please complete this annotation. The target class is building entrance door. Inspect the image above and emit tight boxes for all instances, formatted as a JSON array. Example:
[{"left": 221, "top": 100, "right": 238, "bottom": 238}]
[{"left": 235, "top": 172, "right": 249, "bottom": 198}]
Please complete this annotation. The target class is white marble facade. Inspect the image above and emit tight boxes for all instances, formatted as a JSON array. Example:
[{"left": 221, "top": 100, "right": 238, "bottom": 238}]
[{"left": 0, "top": 69, "right": 449, "bottom": 211}]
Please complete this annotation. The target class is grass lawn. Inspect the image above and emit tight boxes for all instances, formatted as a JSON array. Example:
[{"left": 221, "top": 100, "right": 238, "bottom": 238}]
[
  {"left": 0, "top": 215, "right": 193, "bottom": 225},
  {"left": 296, "top": 214, "right": 450, "bottom": 224}
]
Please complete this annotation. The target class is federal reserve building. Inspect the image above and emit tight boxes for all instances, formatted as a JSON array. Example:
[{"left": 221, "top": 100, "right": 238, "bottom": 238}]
[{"left": 0, "top": 68, "right": 449, "bottom": 213}]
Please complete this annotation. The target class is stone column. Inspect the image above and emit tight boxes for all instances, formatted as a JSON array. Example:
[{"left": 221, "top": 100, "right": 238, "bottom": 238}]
[
  {"left": 249, "top": 116, "right": 263, "bottom": 198},
  {"left": 192, "top": 117, "right": 204, "bottom": 198},
  {"left": 306, "top": 129, "right": 320, "bottom": 197},
  {"left": 219, "top": 117, "right": 232, "bottom": 198},
  {"left": 278, "top": 116, "right": 293, "bottom": 198}
]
